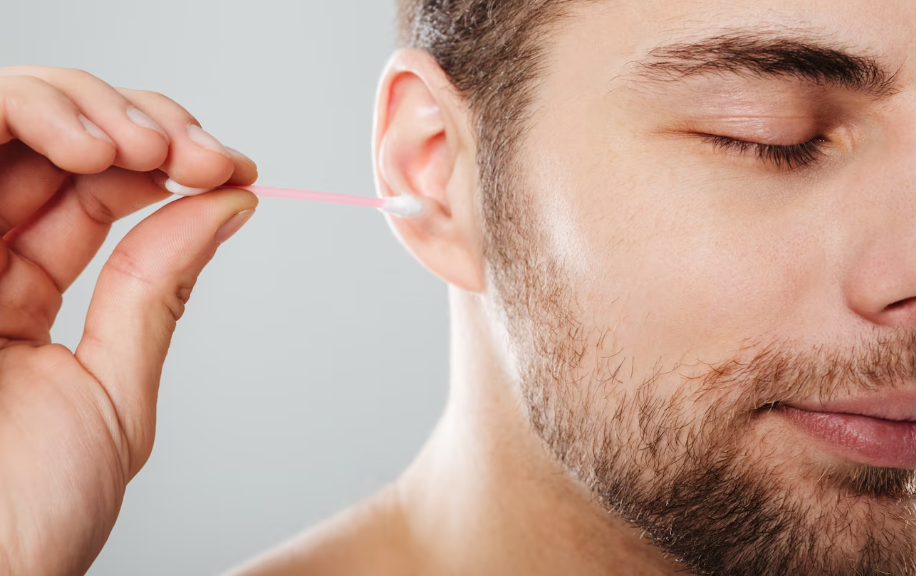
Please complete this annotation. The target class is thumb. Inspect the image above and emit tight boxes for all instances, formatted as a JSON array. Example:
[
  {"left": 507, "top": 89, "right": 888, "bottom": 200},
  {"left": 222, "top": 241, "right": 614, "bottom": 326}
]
[{"left": 75, "top": 188, "right": 257, "bottom": 478}]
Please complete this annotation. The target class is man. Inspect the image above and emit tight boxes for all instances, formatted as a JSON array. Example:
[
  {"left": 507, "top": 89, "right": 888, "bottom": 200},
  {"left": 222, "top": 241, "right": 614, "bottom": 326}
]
[{"left": 2, "top": 0, "right": 915, "bottom": 574}]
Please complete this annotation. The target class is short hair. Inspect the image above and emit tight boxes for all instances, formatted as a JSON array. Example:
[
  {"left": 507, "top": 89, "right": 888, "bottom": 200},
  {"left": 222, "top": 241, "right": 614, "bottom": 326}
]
[{"left": 395, "top": 1, "right": 588, "bottom": 214}]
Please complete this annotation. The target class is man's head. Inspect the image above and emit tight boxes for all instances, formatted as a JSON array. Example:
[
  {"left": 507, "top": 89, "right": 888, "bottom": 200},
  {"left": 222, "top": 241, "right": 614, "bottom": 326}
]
[{"left": 378, "top": 1, "right": 916, "bottom": 574}]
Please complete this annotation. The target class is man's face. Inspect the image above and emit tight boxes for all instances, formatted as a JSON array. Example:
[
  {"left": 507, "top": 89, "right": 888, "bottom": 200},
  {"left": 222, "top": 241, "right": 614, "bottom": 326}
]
[{"left": 486, "top": 1, "right": 916, "bottom": 573}]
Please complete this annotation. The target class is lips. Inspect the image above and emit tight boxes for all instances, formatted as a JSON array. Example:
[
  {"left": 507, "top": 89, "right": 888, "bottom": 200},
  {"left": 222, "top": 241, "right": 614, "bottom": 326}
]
[{"left": 778, "top": 401, "right": 916, "bottom": 469}]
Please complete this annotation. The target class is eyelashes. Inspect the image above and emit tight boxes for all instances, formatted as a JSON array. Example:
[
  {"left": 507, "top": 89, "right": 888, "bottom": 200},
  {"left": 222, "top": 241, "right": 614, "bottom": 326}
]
[{"left": 700, "top": 134, "right": 829, "bottom": 170}]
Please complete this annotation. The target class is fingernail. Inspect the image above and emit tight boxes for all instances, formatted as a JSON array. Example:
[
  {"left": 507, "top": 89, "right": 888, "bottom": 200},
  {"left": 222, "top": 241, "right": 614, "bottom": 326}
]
[
  {"left": 215, "top": 210, "right": 255, "bottom": 244},
  {"left": 163, "top": 178, "right": 210, "bottom": 196},
  {"left": 188, "top": 124, "right": 230, "bottom": 158},
  {"left": 79, "top": 114, "right": 114, "bottom": 145},
  {"left": 127, "top": 107, "right": 169, "bottom": 143}
]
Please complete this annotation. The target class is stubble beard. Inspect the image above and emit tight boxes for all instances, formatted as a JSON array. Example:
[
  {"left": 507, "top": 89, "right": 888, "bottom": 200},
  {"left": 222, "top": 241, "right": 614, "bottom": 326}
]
[{"left": 482, "top": 172, "right": 916, "bottom": 575}]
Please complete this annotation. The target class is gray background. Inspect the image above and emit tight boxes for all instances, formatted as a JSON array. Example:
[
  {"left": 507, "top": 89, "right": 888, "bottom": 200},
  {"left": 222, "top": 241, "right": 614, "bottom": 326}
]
[{"left": 0, "top": 2, "right": 449, "bottom": 574}]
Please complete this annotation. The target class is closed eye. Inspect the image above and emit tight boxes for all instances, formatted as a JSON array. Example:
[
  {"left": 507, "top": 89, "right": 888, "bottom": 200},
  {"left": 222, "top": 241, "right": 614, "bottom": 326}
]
[{"left": 700, "top": 134, "right": 829, "bottom": 170}]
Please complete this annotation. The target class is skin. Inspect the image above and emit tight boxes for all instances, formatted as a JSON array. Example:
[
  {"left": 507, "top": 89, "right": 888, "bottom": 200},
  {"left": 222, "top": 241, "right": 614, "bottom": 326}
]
[
  {"left": 0, "top": 67, "right": 260, "bottom": 575},
  {"left": 4, "top": 0, "right": 916, "bottom": 575},
  {"left": 230, "top": 0, "right": 916, "bottom": 574}
]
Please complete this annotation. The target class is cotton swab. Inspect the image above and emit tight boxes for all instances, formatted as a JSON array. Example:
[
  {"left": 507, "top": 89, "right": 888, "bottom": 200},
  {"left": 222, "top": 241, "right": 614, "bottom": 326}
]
[
  {"left": 163, "top": 179, "right": 423, "bottom": 218},
  {"left": 245, "top": 186, "right": 424, "bottom": 218}
]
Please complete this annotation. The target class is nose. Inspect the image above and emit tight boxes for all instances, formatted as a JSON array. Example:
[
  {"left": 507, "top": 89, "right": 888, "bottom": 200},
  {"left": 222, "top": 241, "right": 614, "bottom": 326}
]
[
  {"left": 845, "top": 242, "right": 916, "bottom": 327},
  {"left": 843, "top": 113, "right": 916, "bottom": 327}
]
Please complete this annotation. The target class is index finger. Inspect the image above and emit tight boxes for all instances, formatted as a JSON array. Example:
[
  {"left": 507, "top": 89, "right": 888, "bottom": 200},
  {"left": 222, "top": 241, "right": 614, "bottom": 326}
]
[
  {"left": 118, "top": 89, "right": 237, "bottom": 189},
  {"left": 0, "top": 75, "right": 116, "bottom": 174}
]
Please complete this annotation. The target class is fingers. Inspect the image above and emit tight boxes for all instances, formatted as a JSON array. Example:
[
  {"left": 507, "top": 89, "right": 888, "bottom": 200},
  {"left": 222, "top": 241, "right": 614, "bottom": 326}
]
[
  {"left": 4, "top": 157, "right": 258, "bottom": 294},
  {"left": 4, "top": 168, "right": 171, "bottom": 292},
  {"left": 0, "top": 74, "right": 116, "bottom": 174},
  {"left": 0, "top": 67, "right": 170, "bottom": 173},
  {"left": 0, "top": 67, "right": 247, "bottom": 189},
  {"left": 75, "top": 188, "right": 257, "bottom": 477},
  {"left": 0, "top": 141, "right": 67, "bottom": 235},
  {"left": 161, "top": 149, "right": 260, "bottom": 196},
  {"left": 225, "top": 147, "right": 259, "bottom": 187},
  {"left": 118, "top": 88, "right": 235, "bottom": 189},
  {"left": 0, "top": 66, "right": 261, "bottom": 307},
  {"left": 0, "top": 240, "right": 62, "bottom": 346}
]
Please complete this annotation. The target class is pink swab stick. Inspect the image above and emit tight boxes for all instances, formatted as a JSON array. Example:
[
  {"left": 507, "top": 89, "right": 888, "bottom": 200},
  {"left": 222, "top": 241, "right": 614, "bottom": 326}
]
[
  {"left": 163, "top": 179, "right": 423, "bottom": 218},
  {"left": 243, "top": 185, "right": 423, "bottom": 218}
]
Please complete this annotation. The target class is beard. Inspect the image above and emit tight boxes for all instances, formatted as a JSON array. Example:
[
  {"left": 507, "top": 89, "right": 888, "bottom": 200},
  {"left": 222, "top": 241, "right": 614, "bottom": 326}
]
[
  {"left": 520, "top": 342, "right": 916, "bottom": 576},
  {"left": 481, "top": 171, "right": 916, "bottom": 575}
]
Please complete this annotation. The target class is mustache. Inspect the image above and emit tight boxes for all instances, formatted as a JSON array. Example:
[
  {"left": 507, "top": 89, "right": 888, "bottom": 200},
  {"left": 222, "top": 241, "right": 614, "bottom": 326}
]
[
  {"left": 683, "top": 329, "right": 916, "bottom": 410},
  {"left": 614, "top": 330, "right": 916, "bottom": 501}
]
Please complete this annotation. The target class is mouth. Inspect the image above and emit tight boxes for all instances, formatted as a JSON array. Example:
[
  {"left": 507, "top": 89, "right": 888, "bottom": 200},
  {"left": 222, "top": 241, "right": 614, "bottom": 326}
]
[{"left": 773, "top": 394, "right": 916, "bottom": 469}]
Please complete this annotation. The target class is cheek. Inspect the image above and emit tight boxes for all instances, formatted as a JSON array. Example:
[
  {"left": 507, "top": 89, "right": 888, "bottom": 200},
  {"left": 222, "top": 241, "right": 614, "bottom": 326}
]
[
  {"left": 529, "top": 154, "right": 826, "bottom": 378},
  {"left": 600, "top": 215, "right": 828, "bottom": 369},
  {"left": 522, "top": 84, "right": 833, "bottom": 389},
  {"left": 645, "top": 226, "right": 816, "bottom": 355}
]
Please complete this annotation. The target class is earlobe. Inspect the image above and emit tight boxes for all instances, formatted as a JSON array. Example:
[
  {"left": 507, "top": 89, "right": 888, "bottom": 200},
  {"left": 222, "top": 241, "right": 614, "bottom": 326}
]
[{"left": 374, "top": 49, "right": 486, "bottom": 294}]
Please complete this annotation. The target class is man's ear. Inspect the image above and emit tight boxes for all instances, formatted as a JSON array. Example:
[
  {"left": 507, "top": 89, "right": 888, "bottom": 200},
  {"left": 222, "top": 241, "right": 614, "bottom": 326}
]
[{"left": 374, "top": 48, "right": 485, "bottom": 294}]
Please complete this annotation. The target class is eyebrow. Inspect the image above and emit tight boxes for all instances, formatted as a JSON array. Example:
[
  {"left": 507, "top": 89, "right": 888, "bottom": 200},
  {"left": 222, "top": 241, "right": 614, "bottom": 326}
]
[{"left": 626, "top": 31, "right": 900, "bottom": 98}]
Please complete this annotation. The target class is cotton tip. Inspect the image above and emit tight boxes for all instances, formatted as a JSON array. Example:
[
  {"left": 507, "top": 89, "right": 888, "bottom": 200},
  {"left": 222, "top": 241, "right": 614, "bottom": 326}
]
[
  {"left": 164, "top": 178, "right": 211, "bottom": 196},
  {"left": 380, "top": 195, "right": 424, "bottom": 218}
]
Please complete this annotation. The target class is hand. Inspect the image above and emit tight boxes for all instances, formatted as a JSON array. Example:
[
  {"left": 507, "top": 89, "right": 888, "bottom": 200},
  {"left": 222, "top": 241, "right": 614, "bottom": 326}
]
[{"left": 0, "top": 66, "right": 259, "bottom": 575}]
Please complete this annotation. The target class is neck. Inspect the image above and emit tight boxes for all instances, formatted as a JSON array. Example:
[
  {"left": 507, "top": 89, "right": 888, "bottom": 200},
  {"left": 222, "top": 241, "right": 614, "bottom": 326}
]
[{"left": 394, "top": 289, "right": 677, "bottom": 575}]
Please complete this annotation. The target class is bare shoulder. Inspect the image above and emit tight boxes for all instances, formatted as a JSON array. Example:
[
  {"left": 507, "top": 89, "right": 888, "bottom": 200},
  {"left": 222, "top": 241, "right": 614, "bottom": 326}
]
[{"left": 222, "top": 487, "right": 419, "bottom": 576}]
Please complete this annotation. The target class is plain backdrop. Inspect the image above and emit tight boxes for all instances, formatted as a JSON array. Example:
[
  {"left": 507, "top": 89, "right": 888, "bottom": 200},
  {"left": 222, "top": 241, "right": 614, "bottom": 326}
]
[{"left": 0, "top": 2, "right": 449, "bottom": 574}]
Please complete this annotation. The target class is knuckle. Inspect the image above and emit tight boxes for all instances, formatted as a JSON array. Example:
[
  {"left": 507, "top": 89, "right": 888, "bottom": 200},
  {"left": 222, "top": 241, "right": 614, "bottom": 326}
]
[
  {"left": 60, "top": 67, "right": 94, "bottom": 82},
  {"left": 47, "top": 67, "right": 106, "bottom": 89},
  {"left": 26, "top": 66, "right": 99, "bottom": 89},
  {"left": 105, "top": 245, "right": 155, "bottom": 289},
  {"left": 4, "top": 74, "right": 51, "bottom": 94},
  {"left": 106, "top": 244, "right": 198, "bottom": 325},
  {"left": 0, "top": 76, "right": 70, "bottom": 120},
  {"left": 0, "top": 256, "right": 63, "bottom": 330},
  {"left": 75, "top": 181, "right": 118, "bottom": 225},
  {"left": 131, "top": 90, "right": 195, "bottom": 120}
]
